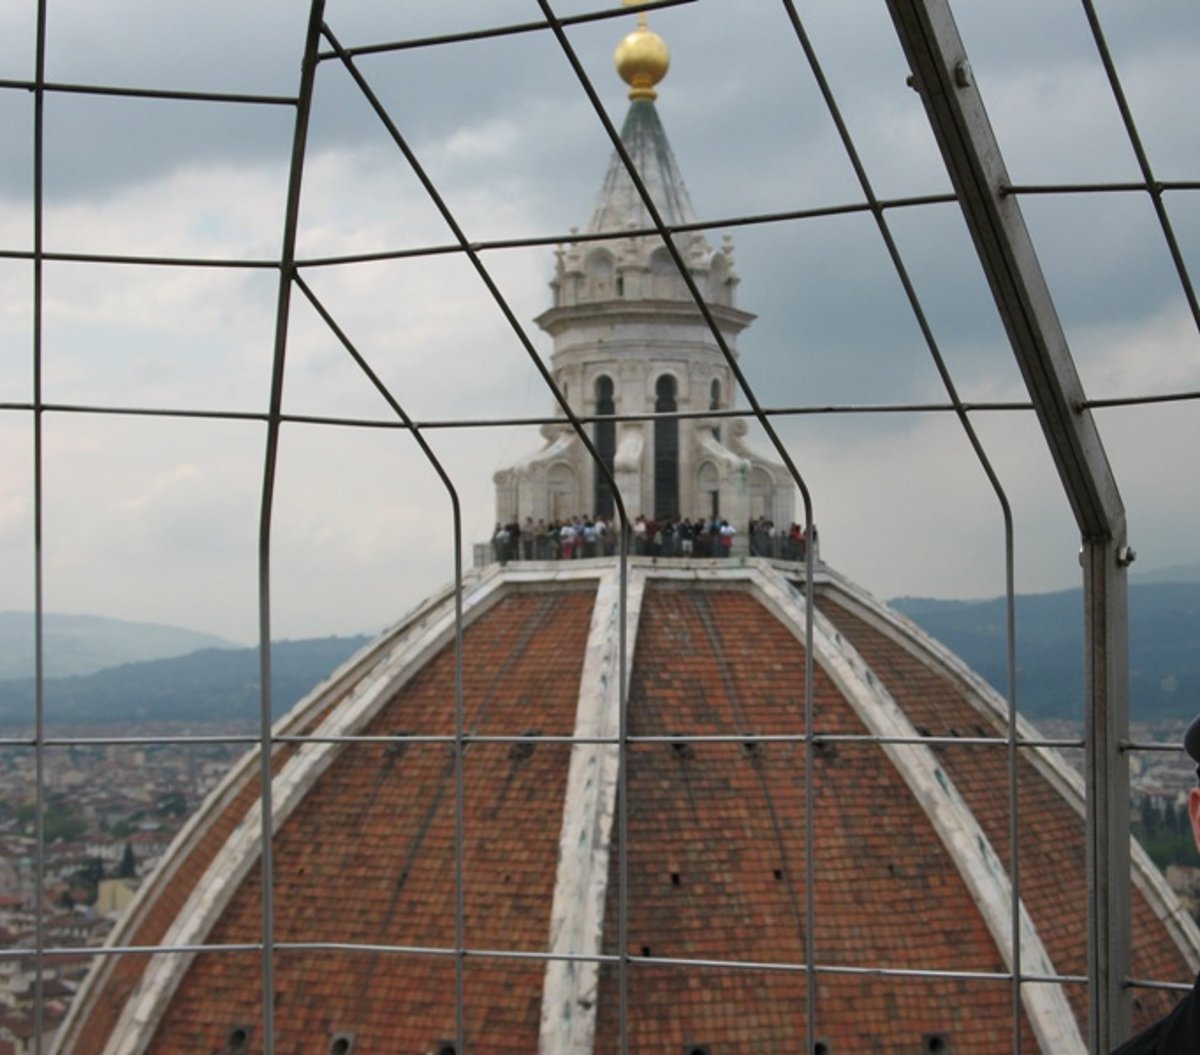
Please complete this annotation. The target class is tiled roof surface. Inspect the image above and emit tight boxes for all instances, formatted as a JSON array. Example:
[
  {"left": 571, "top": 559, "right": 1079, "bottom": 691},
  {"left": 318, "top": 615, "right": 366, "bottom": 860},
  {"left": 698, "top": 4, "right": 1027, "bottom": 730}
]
[
  {"left": 595, "top": 584, "right": 1036, "bottom": 1052},
  {"left": 145, "top": 587, "right": 595, "bottom": 1053},
  {"left": 817, "top": 590, "right": 1191, "bottom": 1034},
  {"left": 69, "top": 570, "right": 1199, "bottom": 1053}
]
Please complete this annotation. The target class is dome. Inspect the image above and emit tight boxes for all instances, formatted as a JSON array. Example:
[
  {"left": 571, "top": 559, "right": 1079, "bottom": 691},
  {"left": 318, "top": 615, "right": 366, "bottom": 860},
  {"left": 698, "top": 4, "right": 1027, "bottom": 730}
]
[{"left": 58, "top": 558, "right": 1200, "bottom": 1053}]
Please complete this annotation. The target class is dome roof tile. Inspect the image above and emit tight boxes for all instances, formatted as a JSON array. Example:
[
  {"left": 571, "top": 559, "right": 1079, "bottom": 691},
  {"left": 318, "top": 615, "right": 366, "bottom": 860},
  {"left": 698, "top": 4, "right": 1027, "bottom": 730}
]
[{"left": 61, "top": 561, "right": 1200, "bottom": 1053}]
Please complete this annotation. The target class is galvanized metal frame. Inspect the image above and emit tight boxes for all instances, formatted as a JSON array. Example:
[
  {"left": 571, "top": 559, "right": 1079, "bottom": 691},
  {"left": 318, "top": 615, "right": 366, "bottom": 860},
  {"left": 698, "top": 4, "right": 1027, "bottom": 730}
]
[{"left": 6, "top": 1, "right": 1197, "bottom": 1052}]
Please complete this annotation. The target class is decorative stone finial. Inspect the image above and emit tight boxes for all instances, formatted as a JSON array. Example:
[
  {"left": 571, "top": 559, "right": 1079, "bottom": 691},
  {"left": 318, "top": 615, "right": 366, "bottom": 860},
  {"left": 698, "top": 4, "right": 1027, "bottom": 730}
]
[{"left": 615, "top": 3, "right": 669, "bottom": 101}]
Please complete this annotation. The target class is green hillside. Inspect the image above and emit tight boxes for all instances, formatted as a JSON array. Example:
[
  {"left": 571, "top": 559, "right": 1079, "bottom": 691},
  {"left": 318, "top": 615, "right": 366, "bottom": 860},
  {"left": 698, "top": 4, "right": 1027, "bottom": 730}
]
[
  {"left": 891, "top": 582, "right": 1200, "bottom": 721},
  {"left": 1, "top": 579, "right": 1195, "bottom": 729},
  {"left": 0, "top": 635, "right": 370, "bottom": 729}
]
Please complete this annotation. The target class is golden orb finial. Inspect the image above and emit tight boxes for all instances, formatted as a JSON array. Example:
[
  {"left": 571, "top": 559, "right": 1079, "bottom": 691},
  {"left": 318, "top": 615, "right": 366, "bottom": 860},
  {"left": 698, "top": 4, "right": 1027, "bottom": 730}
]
[{"left": 615, "top": 3, "right": 669, "bottom": 101}]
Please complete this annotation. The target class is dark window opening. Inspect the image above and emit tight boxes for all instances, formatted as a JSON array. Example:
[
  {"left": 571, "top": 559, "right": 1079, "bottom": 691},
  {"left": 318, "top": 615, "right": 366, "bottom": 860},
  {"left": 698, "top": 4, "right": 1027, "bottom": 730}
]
[
  {"left": 670, "top": 738, "right": 694, "bottom": 760},
  {"left": 654, "top": 374, "right": 679, "bottom": 518},
  {"left": 814, "top": 1041, "right": 832, "bottom": 1055},
  {"left": 384, "top": 729, "right": 410, "bottom": 762},
  {"left": 435, "top": 1043, "right": 456, "bottom": 1055},
  {"left": 813, "top": 739, "right": 838, "bottom": 761},
  {"left": 683, "top": 1046, "right": 711, "bottom": 1055},
  {"left": 922, "top": 1034, "right": 950, "bottom": 1055},
  {"left": 508, "top": 728, "right": 541, "bottom": 763},
  {"left": 225, "top": 1026, "right": 251, "bottom": 1053},
  {"left": 329, "top": 1035, "right": 354, "bottom": 1055},
  {"left": 594, "top": 375, "right": 616, "bottom": 519}
]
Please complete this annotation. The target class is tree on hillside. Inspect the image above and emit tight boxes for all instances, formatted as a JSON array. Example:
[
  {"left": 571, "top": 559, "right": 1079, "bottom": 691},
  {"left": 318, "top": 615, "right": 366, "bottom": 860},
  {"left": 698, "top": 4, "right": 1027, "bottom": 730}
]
[{"left": 118, "top": 841, "right": 137, "bottom": 879}]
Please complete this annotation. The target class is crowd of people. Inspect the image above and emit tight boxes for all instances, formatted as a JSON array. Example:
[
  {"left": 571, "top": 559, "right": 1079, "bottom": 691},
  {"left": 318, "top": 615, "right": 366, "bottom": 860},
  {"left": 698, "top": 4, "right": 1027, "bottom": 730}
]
[{"left": 491, "top": 514, "right": 816, "bottom": 563}]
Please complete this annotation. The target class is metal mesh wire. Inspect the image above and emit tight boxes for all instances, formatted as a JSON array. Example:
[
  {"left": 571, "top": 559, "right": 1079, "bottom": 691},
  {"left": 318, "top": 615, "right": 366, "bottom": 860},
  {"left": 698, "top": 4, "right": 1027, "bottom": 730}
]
[{"left": 2, "top": 1, "right": 1198, "bottom": 1052}]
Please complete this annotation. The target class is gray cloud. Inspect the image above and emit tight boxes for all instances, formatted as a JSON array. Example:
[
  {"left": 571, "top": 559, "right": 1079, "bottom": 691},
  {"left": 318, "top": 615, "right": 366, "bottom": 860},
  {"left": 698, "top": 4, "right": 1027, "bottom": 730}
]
[{"left": 0, "top": 0, "right": 1196, "bottom": 638}]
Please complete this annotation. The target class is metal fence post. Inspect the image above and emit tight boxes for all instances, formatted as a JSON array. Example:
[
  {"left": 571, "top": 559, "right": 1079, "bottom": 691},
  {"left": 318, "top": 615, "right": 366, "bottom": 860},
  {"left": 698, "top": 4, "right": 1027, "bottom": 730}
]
[
  {"left": 1083, "top": 539, "right": 1133, "bottom": 1049},
  {"left": 885, "top": 2, "right": 1132, "bottom": 1047}
]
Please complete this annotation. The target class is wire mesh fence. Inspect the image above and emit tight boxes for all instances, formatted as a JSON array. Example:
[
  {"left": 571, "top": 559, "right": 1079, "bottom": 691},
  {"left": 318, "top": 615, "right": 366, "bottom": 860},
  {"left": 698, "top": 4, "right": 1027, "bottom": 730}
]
[{"left": 2, "top": 1, "right": 1198, "bottom": 1052}]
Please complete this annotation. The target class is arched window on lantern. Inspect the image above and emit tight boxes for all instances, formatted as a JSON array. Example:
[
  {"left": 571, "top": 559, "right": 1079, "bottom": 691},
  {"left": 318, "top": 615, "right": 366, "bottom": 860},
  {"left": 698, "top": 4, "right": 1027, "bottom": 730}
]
[
  {"left": 584, "top": 248, "right": 615, "bottom": 300},
  {"left": 594, "top": 375, "right": 616, "bottom": 519},
  {"left": 654, "top": 374, "right": 679, "bottom": 518}
]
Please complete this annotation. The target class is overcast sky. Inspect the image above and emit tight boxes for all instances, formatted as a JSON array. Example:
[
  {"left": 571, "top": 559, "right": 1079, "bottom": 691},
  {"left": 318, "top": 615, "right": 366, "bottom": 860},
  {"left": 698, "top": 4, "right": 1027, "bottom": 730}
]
[{"left": 0, "top": 0, "right": 1197, "bottom": 646}]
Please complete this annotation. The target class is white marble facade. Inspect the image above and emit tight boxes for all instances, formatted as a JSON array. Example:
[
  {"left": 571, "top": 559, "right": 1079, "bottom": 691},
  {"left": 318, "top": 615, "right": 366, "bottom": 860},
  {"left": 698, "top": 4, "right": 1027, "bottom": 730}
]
[{"left": 493, "top": 31, "right": 794, "bottom": 533}]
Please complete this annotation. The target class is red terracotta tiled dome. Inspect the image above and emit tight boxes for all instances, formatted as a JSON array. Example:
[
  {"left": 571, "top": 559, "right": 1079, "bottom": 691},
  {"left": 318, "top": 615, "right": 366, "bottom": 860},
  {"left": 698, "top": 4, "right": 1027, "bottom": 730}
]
[{"left": 59, "top": 559, "right": 1200, "bottom": 1054}]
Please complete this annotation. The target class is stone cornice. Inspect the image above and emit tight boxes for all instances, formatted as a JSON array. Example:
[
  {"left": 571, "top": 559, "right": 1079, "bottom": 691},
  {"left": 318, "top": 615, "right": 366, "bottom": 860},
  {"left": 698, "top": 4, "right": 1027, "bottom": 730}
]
[{"left": 535, "top": 298, "right": 755, "bottom": 337}]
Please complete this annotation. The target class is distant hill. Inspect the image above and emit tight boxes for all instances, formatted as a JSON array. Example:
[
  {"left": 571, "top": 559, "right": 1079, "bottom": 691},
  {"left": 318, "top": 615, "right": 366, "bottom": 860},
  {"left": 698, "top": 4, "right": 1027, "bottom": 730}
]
[
  {"left": 892, "top": 581, "right": 1200, "bottom": 722},
  {"left": 1, "top": 578, "right": 1196, "bottom": 728},
  {"left": 0, "top": 635, "right": 371, "bottom": 728},
  {"left": 0, "top": 612, "right": 240, "bottom": 680},
  {"left": 1130, "top": 562, "right": 1200, "bottom": 585}
]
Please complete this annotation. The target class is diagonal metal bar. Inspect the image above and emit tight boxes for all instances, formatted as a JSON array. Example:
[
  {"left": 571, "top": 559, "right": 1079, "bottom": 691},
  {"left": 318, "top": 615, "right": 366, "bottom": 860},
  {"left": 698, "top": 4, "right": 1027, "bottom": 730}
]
[
  {"left": 884, "top": 1, "right": 1125, "bottom": 542},
  {"left": 0, "top": 78, "right": 296, "bottom": 106},
  {"left": 885, "top": 2, "right": 1132, "bottom": 1049},
  {"left": 0, "top": 190, "right": 957, "bottom": 269},
  {"left": 293, "top": 270, "right": 468, "bottom": 1052},
  {"left": 313, "top": 0, "right": 695, "bottom": 62},
  {"left": 315, "top": 25, "right": 629, "bottom": 545}
]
